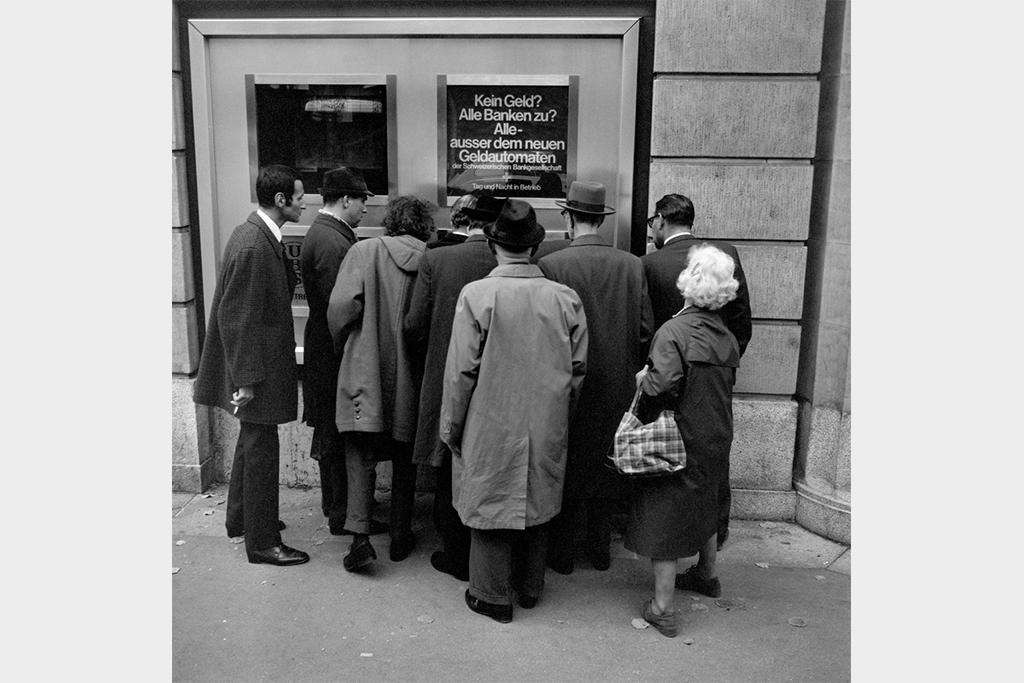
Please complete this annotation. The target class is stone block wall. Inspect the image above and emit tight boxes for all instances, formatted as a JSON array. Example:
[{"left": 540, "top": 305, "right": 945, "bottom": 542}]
[
  {"left": 171, "top": 4, "right": 214, "bottom": 492},
  {"left": 650, "top": 0, "right": 828, "bottom": 520}
]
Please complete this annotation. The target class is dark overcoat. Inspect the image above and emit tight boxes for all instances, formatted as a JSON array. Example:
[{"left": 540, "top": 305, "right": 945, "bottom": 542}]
[
  {"left": 625, "top": 307, "right": 739, "bottom": 559},
  {"left": 193, "top": 212, "right": 298, "bottom": 425},
  {"left": 538, "top": 234, "right": 654, "bottom": 498},
  {"left": 299, "top": 212, "right": 357, "bottom": 426},
  {"left": 640, "top": 235, "right": 752, "bottom": 356},
  {"left": 404, "top": 234, "right": 496, "bottom": 466}
]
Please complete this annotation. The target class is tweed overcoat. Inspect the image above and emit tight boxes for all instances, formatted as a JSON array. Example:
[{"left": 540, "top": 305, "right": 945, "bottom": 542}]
[
  {"left": 538, "top": 234, "right": 654, "bottom": 498},
  {"left": 641, "top": 235, "right": 752, "bottom": 356},
  {"left": 299, "top": 212, "right": 357, "bottom": 427},
  {"left": 193, "top": 212, "right": 298, "bottom": 425},
  {"left": 327, "top": 235, "right": 425, "bottom": 442},
  {"left": 439, "top": 263, "right": 589, "bottom": 530},
  {"left": 404, "top": 234, "right": 496, "bottom": 466}
]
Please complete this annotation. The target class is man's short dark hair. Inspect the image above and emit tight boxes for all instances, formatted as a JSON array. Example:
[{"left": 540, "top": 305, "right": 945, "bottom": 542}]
[
  {"left": 256, "top": 165, "right": 299, "bottom": 208},
  {"left": 655, "top": 193, "right": 695, "bottom": 227},
  {"left": 383, "top": 195, "right": 436, "bottom": 241}
]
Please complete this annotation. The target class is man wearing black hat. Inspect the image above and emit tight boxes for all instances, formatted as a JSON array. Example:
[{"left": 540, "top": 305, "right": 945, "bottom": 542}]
[
  {"left": 440, "top": 199, "right": 588, "bottom": 623},
  {"left": 539, "top": 181, "right": 654, "bottom": 574},
  {"left": 299, "top": 167, "right": 387, "bottom": 537},
  {"left": 641, "top": 192, "right": 752, "bottom": 553},
  {"left": 193, "top": 164, "right": 309, "bottom": 566},
  {"left": 404, "top": 193, "right": 503, "bottom": 582}
]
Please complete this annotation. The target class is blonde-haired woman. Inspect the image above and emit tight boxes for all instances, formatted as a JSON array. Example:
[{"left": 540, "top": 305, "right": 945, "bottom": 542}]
[{"left": 627, "top": 243, "right": 741, "bottom": 637}]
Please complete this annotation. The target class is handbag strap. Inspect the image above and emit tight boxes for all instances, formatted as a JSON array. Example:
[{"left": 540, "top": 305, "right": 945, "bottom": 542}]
[{"left": 629, "top": 386, "right": 644, "bottom": 416}]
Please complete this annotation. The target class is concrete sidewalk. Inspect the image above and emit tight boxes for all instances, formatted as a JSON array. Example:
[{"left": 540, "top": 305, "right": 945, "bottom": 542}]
[{"left": 173, "top": 485, "right": 850, "bottom": 682}]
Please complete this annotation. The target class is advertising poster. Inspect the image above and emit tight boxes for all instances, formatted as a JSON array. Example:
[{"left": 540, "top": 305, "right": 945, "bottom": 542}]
[{"left": 445, "top": 83, "right": 571, "bottom": 199}]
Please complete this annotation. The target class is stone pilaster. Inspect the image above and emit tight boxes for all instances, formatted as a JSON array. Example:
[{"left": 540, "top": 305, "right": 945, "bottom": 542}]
[{"left": 795, "top": 0, "right": 851, "bottom": 543}]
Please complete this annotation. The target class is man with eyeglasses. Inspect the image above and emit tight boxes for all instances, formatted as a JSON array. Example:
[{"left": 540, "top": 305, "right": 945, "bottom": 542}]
[{"left": 641, "top": 192, "right": 751, "bottom": 556}]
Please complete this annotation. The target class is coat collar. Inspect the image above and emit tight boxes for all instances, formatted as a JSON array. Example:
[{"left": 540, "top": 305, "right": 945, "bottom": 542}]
[
  {"left": 465, "top": 233, "right": 488, "bottom": 243},
  {"left": 247, "top": 212, "right": 284, "bottom": 258},
  {"left": 487, "top": 263, "right": 544, "bottom": 278},
  {"left": 313, "top": 211, "right": 356, "bottom": 243},
  {"left": 569, "top": 233, "right": 609, "bottom": 248}
]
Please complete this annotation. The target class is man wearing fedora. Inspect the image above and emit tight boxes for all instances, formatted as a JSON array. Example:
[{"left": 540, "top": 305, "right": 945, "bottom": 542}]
[
  {"left": 299, "top": 167, "right": 387, "bottom": 538},
  {"left": 641, "top": 192, "right": 752, "bottom": 555},
  {"left": 193, "top": 164, "right": 310, "bottom": 566},
  {"left": 539, "top": 181, "right": 654, "bottom": 574},
  {"left": 404, "top": 193, "right": 503, "bottom": 582},
  {"left": 440, "top": 199, "right": 588, "bottom": 623}
]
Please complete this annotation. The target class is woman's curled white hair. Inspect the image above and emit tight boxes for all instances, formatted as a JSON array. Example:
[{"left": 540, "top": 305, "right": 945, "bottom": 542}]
[{"left": 676, "top": 244, "right": 739, "bottom": 310}]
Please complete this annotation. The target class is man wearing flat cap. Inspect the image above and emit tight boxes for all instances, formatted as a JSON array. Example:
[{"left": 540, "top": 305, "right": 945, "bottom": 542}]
[
  {"left": 299, "top": 167, "right": 387, "bottom": 538},
  {"left": 539, "top": 180, "right": 654, "bottom": 574},
  {"left": 440, "top": 199, "right": 588, "bottom": 623},
  {"left": 404, "top": 192, "right": 503, "bottom": 582}
]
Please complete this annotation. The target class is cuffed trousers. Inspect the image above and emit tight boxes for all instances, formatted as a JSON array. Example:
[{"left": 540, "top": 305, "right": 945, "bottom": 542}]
[
  {"left": 344, "top": 432, "right": 416, "bottom": 539},
  {"left": 468, "top": 523, "right": 550, "bottom": 606},
  {"left": 225, "top": 422, "right": 282, "bottom": 555}
]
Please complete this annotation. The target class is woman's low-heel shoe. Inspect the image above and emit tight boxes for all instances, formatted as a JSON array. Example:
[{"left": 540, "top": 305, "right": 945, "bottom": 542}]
[
  {"left": 674, "top": 565, "right": 721, "bottom": 597},
  {"left": 642, "top": 599, "right": 678, "bottom": 638},
  {"left": 247, "top": 544, "right": 310, "bottom": 566},
  {"left": 464, "top": 590, "right": 513, "bottom": 623}
]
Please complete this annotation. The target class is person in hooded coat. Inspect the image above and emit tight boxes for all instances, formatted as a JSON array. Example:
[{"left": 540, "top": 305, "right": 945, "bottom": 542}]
[
  {"left": 440, "top": 199, "right": 588, "bottom": 623},
  {"left": 626, "top": 244, "right": 741, "bottom": 638},
  {"left": 327, "top": 195, "right": 435, "bottom": 572}
]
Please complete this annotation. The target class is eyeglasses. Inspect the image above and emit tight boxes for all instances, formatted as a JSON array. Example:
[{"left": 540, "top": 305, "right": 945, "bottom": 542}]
[
  {"left": 560, "top": 209, "right": 569, "bottom": 217},
  {"left": 646, "top": 214, "right": 660, "bottom": 228}
]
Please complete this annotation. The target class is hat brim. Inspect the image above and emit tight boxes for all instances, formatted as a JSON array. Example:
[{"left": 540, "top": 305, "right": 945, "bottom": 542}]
[
  {"left": 484, "top": 223, "right": 547, "bottom": 248},
  {"left": 554, "top": 200, "right": 615, "bottom": 215}
]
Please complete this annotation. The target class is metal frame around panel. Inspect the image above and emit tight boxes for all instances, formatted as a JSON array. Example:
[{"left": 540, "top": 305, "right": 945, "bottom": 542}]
[
  {"left": 188, "top": 17, "right": 641, "bottom": 319},
  {"left": 243, "top": 73, "right": 396, "bottom": 206},
  {"left": 436, "top": 74, "right": 578, "bottom": 209}
]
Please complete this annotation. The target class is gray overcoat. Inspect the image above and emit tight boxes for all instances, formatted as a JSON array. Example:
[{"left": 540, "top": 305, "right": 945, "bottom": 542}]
[{"left": 440, "top": 263, "right": 588, "bottom": 530}]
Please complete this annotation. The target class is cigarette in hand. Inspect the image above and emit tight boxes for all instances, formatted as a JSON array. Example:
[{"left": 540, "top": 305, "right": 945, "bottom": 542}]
[{"left": 233, "top": 406, "right": 239, "bottom": 415}]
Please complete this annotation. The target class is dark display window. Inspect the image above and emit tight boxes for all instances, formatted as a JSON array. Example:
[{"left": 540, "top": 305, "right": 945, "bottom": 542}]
[{"left": 251, "top": 82, "right": 390, "bottom": 197}]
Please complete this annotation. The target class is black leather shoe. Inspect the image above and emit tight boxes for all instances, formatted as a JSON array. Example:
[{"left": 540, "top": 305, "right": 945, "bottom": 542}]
[
  {"left": 586, "top": 543, "right": 611, "bottom": 571},
  {"left": 389, "top": 532, "right": 417, "bottom": 562},
  {"left": 330, "top": 519, "right": 390, "bottom": 536},
  {"left": 247, "top": 544, "right": 309, "bottom": 566},
  {"left": 430, "top": 551, "right": 469, "bottom": 581},
  {"left": 465, "top": 589, "right": 512, "bottom": 623},
  {"left": 517, "top": 594, "right": 539, "bottom": 609},
  {"left": 547, "top": 554, "right": 574, "bottom": 575},
  {"left": 343, "top": 536, "right": 377, "bottom": 572},
  {"left": 674, "top": 565, "right": 721, "bottom": 597}
]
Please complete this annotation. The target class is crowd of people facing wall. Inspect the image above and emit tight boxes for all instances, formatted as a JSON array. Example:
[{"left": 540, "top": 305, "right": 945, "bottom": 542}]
[{"left": 193, "top": 164, "right": 751, "bottom": 638}]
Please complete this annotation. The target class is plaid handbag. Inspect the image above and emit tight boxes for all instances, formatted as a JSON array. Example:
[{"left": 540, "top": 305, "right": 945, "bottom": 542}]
[{"left": 609, "top": 387, "right": 686, "bottom": 476}]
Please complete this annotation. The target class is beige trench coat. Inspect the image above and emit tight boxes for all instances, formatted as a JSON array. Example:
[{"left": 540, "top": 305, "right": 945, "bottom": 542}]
[{"left": 439, "top": 263, "right": 588, "bottom": 530}]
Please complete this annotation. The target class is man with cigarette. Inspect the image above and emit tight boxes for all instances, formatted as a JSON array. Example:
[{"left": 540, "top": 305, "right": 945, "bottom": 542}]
[{"left": 193, "top": 164, "right": 310, "bottom": 566}]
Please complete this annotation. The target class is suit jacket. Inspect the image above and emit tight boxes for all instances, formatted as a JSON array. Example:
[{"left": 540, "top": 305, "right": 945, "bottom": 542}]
[
  {"left": 538, "top": 234, "right": 654, "bottom": 498},
  {"left": 641, "top": 234, "right": 752, "bottom": 356},
  {"left": 427, "top": 231, "right": 469, "bottom": 250},
  {"left": 194, "top": 212, "right": 298, "bottom": 425},
  {"left": 299, "top": 212, "right": 357, "bottom": 426},
  {"left": 531, "top": 237, "right": 570, "bottom": 263},
  {"left": 404, "top": 234, "right": 497, "bottom": 466}
]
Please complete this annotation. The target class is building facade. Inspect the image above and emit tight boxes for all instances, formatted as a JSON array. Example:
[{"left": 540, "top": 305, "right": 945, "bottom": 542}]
[{"left": 171, "top": 0, "right": 851, "bottom": 544}]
